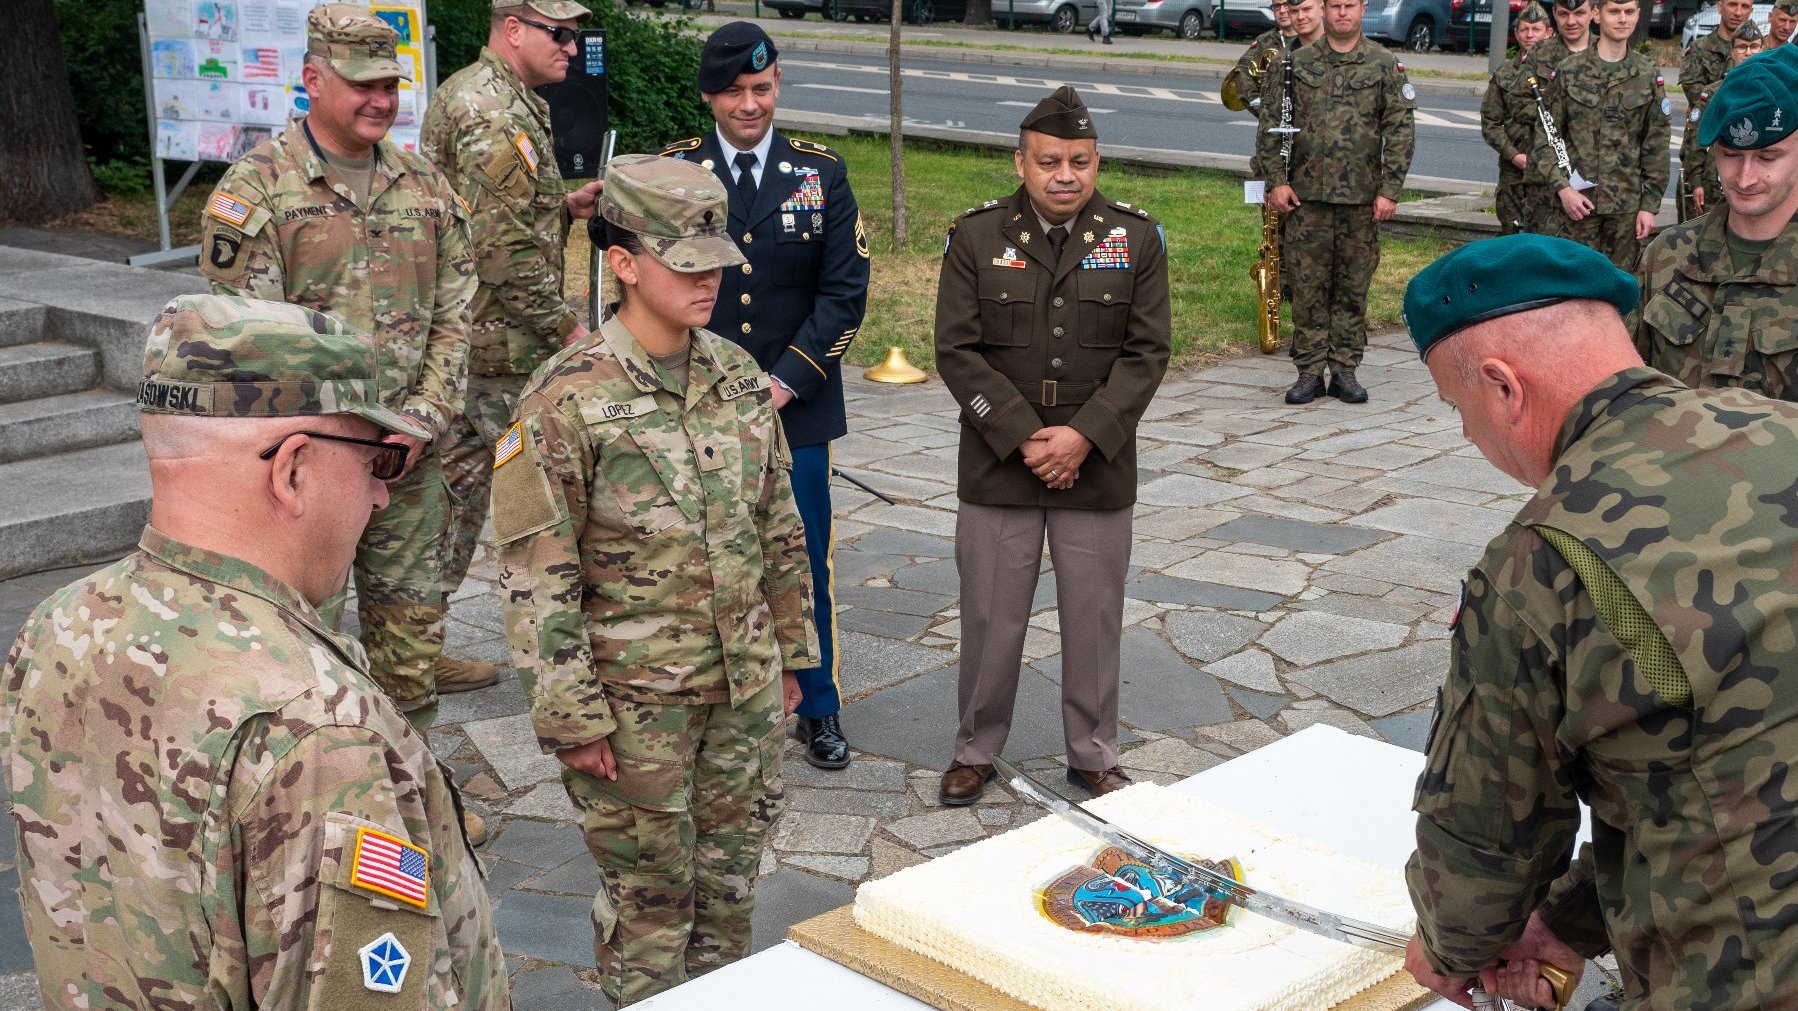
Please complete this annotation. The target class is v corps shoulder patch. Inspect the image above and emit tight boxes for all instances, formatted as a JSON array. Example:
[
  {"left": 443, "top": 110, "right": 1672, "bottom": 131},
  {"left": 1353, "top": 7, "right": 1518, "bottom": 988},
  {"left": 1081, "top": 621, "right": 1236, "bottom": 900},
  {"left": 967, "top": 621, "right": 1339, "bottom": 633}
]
[{"left": 349, "top": 826, "right": 430, "bottom": 908}]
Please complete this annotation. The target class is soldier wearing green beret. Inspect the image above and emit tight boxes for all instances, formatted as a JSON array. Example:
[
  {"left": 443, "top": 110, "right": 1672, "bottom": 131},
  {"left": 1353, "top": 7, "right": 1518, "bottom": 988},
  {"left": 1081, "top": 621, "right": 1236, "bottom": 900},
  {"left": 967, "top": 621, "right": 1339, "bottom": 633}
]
[
  {"left": 1637, "top": 43, "right": 1798, "bottom": 400},
  {"left": 197, "top": 5, "right": 479, "bottom": 742},
  {"left": 1770, "top": 0, "right": 1795, "bottom": 46},
  {"left": 1480, "top": 2, "right": 1558, "bottom": 234},
  {"left": 2, "top": 295, "right": 505, "bottom": 1011},
  {"left": 1528, "top": 0, "right": 1594, "bottom": 72},
  {"left": 1534, "top": 0, "right": 1670, "bottom": 269},
  {"left": 1397, "top": 233, "right": 1798, "bottom": 1009},
  {"left": 494, "top": 154, "right": 816, "bottom": 1005},
  {"left": 422, "top": 0, "right": 606, "bottom": 699}
]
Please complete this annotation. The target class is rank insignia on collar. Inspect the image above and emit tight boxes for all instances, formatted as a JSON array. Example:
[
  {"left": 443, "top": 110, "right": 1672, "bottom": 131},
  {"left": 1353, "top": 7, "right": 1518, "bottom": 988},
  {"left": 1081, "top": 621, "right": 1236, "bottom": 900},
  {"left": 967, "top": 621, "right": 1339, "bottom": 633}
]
[
  {"left": 360, "top": 932, "right": 412, "bottom": 994},
  {"left": 1020, "top": 230, "right": 1032, "bottom": 244},
  {"left": 1083, "top": 231, "right": 1094, "bottom": 243},
  {"left": 993, "top": 248, "right": 1028, "bottom": 268}
]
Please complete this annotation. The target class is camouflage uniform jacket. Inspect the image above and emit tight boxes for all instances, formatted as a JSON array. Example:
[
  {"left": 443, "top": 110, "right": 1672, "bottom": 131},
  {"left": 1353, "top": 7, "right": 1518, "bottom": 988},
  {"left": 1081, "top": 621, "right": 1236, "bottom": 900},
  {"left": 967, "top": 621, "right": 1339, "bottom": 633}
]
[
  {"left": 1530, "top": 33, "right": 1572, "bottom": 70},
  {"left": 1483, "top": 50, "right": 1559, "bottom": 186},
  {"left": 1634, "top": 208, "right": 1798, "bottom": 399},
  {"left": 1257, "top": 36, "right": 1417, "bottom": 204},
  {"left": 1234, "top": 30, "right": 1297, "bottom": 178},
  {"left": 1408, "top": 368, "right": 1798, "bottom": 1005},
  {"left": 493, "top": 316, "right": 818, "bottom": 752},
  {"left": 1679, "top": 28, "right": 1731, "bottom": 104},
  {"left": 1, "top": 528, "right": 506, "bottom": 1011},
  {"left": 199, "top": 121, "right": 474, "bottom": 437},
  {"left": 420, "top": 46, "right": 577, "bottom": 377},
  {"left": 1534, "top": 49, "right": 1671, "bottom": 216}
]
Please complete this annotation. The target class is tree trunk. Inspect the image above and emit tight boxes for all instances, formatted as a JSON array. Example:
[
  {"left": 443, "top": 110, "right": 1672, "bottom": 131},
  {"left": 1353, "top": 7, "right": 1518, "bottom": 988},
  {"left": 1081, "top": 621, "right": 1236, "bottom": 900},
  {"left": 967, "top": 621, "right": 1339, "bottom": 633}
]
[
  {"left": 963, "top": 0, "right": 994, "bottom": 26},
  {"left": 0, "top": 0, "right": 102, "bottom": 223},
  {"left": 889, "top": 0, "right": 907, "bottom": 246}
]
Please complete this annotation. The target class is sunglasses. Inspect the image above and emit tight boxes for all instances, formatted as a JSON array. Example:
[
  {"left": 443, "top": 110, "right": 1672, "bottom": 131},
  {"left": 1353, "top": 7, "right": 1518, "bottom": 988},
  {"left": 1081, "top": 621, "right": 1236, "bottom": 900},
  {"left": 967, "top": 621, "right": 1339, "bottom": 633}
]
[
  {"left": 259, "top": 430, "right": 410, "bottom": 481},
  {"left": 515, "top": 16, "right": 580, "bottom": 45}
]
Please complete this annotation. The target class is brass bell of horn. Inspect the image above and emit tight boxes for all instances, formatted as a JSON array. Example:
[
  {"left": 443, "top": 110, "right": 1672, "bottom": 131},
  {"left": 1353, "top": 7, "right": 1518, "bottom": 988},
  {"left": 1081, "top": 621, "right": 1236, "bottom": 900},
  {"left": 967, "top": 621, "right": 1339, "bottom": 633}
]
[
  {"left": 863, "top": 346, "right": 927, "bottom": 384},
  {"left": 1220, "top": 75, "right": 1248, "bottom": 112}
]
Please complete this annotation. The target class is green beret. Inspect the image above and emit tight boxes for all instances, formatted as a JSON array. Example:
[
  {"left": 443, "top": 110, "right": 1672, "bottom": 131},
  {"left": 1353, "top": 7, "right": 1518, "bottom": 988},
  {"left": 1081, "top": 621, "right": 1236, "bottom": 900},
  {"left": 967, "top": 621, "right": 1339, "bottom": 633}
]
[
  {"left": 1020, "top": 86, "right": 1097, "bottom": 140},
  {"left": 1516, "top": 1, "right": 1549, "bottom": 23},
  {"left": 1698, "top": 44, "right": 1798, "bottom": 148},
  {"left": 1403, "top": 235, "right": 1638, "bottom": 361}
]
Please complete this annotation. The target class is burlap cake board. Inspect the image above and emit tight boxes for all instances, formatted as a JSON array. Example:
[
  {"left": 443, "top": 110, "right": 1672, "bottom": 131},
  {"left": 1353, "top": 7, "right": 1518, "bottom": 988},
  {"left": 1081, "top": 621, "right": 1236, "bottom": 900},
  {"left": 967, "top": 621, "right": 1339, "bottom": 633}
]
[{"left": 789, "top": 905, "right": 1433, "bottom": 1011}]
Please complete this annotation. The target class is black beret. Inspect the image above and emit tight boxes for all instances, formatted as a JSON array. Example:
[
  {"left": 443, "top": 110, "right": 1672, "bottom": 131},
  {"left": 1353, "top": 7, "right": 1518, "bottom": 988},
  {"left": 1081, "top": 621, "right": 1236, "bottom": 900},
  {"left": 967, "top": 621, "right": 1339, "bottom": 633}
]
[
  {"left": 1019, "top": 85, "right": 1097, "bottom": 140},
  {"left": 699, "top": 21, "right": 777, "bottom": 93}
]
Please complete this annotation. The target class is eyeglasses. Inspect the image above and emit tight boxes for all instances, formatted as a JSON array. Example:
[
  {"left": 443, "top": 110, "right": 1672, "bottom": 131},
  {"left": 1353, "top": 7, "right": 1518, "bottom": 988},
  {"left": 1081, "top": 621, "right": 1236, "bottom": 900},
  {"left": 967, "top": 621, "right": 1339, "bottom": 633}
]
[
  {"left": 258, "top": 430, "right": 410, "bottom": 481},
  {"left": 514, "top": 16, "right": 580, "bottom": 45}
]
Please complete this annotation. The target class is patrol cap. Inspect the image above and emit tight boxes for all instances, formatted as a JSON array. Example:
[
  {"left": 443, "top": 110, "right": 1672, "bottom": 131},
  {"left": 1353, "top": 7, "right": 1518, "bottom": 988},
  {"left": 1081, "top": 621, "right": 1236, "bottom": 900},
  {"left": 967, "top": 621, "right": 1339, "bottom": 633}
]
[
  {"left": 1516, "top": 1, "right": 1550, "bottom": 23},
  {"left": 599, "top": 154, "right": 746, "bottom": 272},
  {"left": 494, "top": 0, "right": 593, "bottom": 22},
  {"left": 138, "top": 294, "right": 429, "bottom": 439},
  {"left": 306, "top": 3, "right": 411, "bottom": 82},
  {"left": 1403, "top": 234, "right": 1638, "bottom": 361},
  {"left": 1698, "top": 43, "right": 1798, "bottom": 147},
  {"left": 1736, "top": 18, "right": 1765, "bottom": 41},
  {"left": 698, "top": 22, "right": 778, "bottom": 93},
  {"left": 1019, "top": 85, "right": 1098, "bottom": 140}
]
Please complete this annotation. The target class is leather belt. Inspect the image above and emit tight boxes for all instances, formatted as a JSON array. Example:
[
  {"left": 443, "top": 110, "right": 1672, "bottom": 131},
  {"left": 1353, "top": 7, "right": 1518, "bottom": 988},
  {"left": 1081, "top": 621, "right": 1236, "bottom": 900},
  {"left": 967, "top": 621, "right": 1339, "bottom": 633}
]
[{"left": 1013, "top": 379, "right": 1099, "bottom": 407}]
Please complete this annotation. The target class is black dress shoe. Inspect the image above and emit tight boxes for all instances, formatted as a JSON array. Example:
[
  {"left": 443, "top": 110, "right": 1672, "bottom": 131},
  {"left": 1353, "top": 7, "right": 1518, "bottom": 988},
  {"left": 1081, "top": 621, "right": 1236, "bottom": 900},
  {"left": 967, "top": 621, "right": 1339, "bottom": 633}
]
[
  {"left": 1328, "top": 368, "right": 1369, "bottom": 403},
  {"left": 1284, "top": 373, "right": 1326, "bottom": 404},
  {"left": 1102, "top": 35, "right": 1114, "bottom": 43},
  {"left": 794, "top": 713, "right": 851, "bottom": 769},
  {"left": 1086, "top": 25, "right": 1096, "bottom": 39}
]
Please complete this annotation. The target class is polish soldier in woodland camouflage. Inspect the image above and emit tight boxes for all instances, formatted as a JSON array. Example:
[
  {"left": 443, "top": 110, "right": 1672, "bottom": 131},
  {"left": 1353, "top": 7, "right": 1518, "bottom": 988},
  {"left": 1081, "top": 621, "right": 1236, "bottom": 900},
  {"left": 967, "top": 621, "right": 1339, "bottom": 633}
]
[
  {"left": 198, "top": 4, "right": 477, "bottom": 731},
  {"left": 1534, "top": 0, "right": 1670, "bottom": 269},
  {"left": 1480, "top": 2, "right": 1557, "bottom": 234},
  {"left": 1676, "top": 19, "right": 1764, "bottom": 219},
  {"left": 1225, "top": 0, "right": 1294, "bottom": 113},
  {"left": 1, "top": 295, "right": 504, "bottom": 1011},
  {"left": 1678, "top": 0, "right": 1754, "bottom": 218},
  {"left": 1401, "top": 234, "right": 1798, "bottom": 1009},
  {"left": 1637, "top": 44, "right": 1798, "bottom": 399},
  {"left": 1770, "top": 0, "right": 1797, "bottom": 46},
  {"left": 420, "top": 0, "right": 605, "bottom": 689},
  {"left": 494, "top": 155, "right": 815, "bottom": 1005},
  {"left": 1529, "top": 0, "right": 1595, "bottom": 71},
  {"left": 1259, "top": 0, "right": 1416, "bottom": 405}
]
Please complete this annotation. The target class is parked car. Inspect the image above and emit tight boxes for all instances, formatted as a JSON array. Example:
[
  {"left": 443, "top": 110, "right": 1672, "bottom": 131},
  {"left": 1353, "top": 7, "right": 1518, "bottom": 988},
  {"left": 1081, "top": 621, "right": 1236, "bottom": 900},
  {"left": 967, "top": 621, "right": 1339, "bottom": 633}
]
[
  {"left": 1683, "top": 1, "right": 1773, "bottom": 49},
  {"left": 1363, "top": 0, "right": 1460, "bottom": 51},
  {"left": 1216, "top": 0, "right": 1277, "bottom": 36},
  {"left": 833, "top": 0, "right": 1099, "bottom": 27},
  {"left": 765, "top": 0, "right": 825, "bottom": 17},
  {"left": 1114, "top": 0, "right": 1215, "bottom": 38},
  {"left": 1446, "top": 0, "right": 1523, "bottom": 51}
]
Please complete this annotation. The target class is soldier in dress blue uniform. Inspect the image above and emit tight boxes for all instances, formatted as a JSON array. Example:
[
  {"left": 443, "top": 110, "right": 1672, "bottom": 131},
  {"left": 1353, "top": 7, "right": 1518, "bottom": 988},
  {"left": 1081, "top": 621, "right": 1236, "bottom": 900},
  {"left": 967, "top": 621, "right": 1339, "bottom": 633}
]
[{"left": 654, "top": 22, "right": 871, "bottom": 770}]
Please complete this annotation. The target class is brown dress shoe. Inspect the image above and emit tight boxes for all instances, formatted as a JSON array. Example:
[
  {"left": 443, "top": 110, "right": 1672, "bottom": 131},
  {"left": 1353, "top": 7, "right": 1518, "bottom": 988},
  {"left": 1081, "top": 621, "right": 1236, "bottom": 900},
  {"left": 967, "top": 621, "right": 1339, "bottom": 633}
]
[
  {"left": 939, "top": 762, "right": 995, "bottom": 806},
  {"left": 436, "top": 656, "right": 499, "bottom": 694},
  {"left": 1066, "top": 765, "right": 1132, "bottom": 797},
  {"left": 462, "top": 809, "right": 490, "bottom": 848}
]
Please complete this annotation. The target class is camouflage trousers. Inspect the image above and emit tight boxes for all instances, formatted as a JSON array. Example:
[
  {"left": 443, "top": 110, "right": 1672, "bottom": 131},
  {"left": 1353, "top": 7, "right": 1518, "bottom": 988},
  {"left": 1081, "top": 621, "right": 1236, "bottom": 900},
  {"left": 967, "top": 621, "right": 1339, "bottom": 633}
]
[
  {"left": 319, "top": 453, "right": 450, "bottom": 730},
  {"left": 1569, "top": 212, "right": 1643, "bottom": 271},
  {"left": 1285, "top": 200, "right": 1379, "bottom": 375},
  {"left": 563, "top": 679, "right": 787, "bottom": 1005},
  {"left": 441, "top": 372, "right": 528, "bottom": 597},
  {"left": 1495, "top": 178, "right": 1551, "bottom": 236}
]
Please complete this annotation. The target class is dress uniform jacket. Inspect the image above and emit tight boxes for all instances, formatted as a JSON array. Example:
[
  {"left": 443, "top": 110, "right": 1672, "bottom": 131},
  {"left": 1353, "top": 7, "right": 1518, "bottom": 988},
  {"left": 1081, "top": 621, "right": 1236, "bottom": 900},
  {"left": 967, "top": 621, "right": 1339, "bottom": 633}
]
[
  {"left": 657, "top": 131, "right": 870, "bottom": 449},
  {"left": 935, "top": 187, "right": 1170, "bottom": 510}
]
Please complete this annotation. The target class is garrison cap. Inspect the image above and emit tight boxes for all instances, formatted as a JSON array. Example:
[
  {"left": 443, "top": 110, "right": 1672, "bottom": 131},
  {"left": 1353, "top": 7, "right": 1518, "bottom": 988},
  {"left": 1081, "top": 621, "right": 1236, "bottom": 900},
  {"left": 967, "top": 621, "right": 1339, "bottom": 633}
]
[
  {"left": 1403, "top": 234, "right": 1638, "bottom": 361},
  {"left": 305, "top": 3, "right": 410, "bottom": 82},
  {"left": 1698, "top": 43, "right": 1798, "bottom": 147},
  {"left": 138, "top": 294, "right": 429, "bottom": 439},
  {"left": 1736, "top": 18, "right": 1765, "bottom": 41},
  {"left": 1516, "top": 1, "right": 1550, "bottom": 24},
  {"left": 1020, "top": 85, "right": 1097, "bottom": 140},
  {"left": 494, "top": 0, "right": 593, "bottom": 22},
  {"left": 1777, "top": 0, "right": 1797, "bottom": 15},
  {"left": 698, "top": 22, "right": 777, "bottom": 93},
  {"left": 599, "top": 154, "right": 745, "bottom": 272},
  {"left": 1551, "top": 0, "right": 1588, "bottom": 11}
]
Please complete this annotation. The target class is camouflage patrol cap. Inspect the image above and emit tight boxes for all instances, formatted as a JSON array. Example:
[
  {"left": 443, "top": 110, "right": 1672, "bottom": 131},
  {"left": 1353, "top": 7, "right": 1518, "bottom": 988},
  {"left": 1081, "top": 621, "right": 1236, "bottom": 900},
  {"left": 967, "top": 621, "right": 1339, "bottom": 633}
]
[
  {"left": 1404, "top": 235, "right": 1637, "bottom": 361},
  {"left": 494, "top": 0, "right": 593, "bottom": 24},
  {"left": 1020, "top": 85, "right": 1097, "bottom": 140},
  {"left": 1516, "top": 1, "right": 1550, "bottom": 24},
  {"left": 599, "top": 154, "right": 746, "bottom": 272},
  {"left": 306, "top": 3, "right": 411, "bottom": 82},
  {"left": 1699, "top": 43, "right": 1798, "bottom": 147},
  {"left": 138, "top": 294, "right": 429, "bottom": 439}
]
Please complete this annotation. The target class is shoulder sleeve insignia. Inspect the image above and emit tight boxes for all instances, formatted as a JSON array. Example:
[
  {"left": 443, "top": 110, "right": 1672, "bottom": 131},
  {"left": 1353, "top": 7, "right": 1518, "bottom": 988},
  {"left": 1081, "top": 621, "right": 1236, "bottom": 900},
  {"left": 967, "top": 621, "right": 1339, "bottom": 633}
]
[
  {"left": 513, "top": 132, "right": 540, "bottom": 175},
  {"left": 349, "top": 826, "right": 430, "bottom": 908},
  {"left": 206, "top": 190, "right": 254, "bottom": 228},
  {"left": 359, "top": 932, "right": 413, "bottom": 993}
]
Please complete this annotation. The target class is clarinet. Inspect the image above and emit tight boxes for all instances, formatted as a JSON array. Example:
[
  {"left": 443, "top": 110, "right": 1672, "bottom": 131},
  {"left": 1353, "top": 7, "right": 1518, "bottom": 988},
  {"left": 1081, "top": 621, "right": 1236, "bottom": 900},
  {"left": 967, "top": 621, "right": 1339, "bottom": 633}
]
[
  {"left": 1524, "top": 55, "right": 1573, "bottom": 181},
  {"left": 1277, "top": 36, "right": 1298, "bottom": 166}
]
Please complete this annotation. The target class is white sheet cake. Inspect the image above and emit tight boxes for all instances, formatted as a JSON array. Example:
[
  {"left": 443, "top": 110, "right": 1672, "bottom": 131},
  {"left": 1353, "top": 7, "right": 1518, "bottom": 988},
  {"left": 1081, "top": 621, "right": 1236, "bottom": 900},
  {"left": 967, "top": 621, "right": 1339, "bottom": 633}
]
[{"left": 852, "top": 783, "right": 1415, "bottom": 1011}]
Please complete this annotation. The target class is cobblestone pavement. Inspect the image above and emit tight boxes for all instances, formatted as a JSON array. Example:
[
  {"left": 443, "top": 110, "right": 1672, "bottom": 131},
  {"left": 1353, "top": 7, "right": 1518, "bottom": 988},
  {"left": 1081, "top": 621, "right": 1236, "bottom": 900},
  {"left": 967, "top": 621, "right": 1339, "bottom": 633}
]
[{"left": 0, "top": 330, "right": 1530, "bottom": 1009}]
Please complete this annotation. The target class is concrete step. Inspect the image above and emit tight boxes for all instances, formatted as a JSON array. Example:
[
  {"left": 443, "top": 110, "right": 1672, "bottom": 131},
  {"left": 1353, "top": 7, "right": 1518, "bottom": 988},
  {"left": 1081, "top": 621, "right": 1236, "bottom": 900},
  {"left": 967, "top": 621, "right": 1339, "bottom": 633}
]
[
  {"left": 0, "top": 441, "right": 150, "bottom": 580},
  {"left": 0, "top": 299, "right": 48, "bottom": 347},
  {"left": 0, "top": 390, "right": 140, "bottom": 464},
  {"left": 0, "top": 342, "right": 98, "bottom": 406}
]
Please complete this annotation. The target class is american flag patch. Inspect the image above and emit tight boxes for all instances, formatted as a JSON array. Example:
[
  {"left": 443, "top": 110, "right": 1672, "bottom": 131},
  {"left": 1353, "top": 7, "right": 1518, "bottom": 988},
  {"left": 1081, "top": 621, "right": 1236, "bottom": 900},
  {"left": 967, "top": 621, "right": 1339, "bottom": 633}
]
[
  {"left": 1079, "top": 228, "right": 1131, "bottom": 270},
  {"left": 206, "top": 192, "right": 253, "bottom": 228},
  {"left": 493, "top": 422, "right": 523, "bottom": 469},
  {"left": 513, "top": 133, "right": 539, "bottom": 174},
  {"left": 350, "top": 827, "right": 429, "bottom": 908}
]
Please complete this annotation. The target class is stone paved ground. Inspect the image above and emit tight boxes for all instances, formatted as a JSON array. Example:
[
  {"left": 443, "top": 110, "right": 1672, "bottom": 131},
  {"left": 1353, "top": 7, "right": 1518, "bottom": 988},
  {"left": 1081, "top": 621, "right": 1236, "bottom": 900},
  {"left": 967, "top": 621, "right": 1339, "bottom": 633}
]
[{"left": 0, "top": 329, "right": 1538, "bottom": 1008}]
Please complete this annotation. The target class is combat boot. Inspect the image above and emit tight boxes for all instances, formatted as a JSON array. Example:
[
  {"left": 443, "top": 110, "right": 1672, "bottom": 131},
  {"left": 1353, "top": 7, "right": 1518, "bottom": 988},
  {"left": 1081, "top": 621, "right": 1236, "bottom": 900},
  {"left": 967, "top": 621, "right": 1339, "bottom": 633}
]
[
  {"left": 1284, "top": 373, "right": 1326, "bottom": 404},
  {"left": 436, "top": 656, "right": 499, "bottom": 693},
  {"left": 1328, "top": 369, "right": 1369, "bottom": 404}
]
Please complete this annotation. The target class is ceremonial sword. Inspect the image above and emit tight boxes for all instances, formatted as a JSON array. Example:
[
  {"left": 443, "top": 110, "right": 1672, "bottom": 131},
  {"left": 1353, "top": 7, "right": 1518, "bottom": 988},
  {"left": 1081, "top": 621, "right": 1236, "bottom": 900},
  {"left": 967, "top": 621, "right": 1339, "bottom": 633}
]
[{"left": 992, "top": 756, "right": 1576, "bottom": 1011}]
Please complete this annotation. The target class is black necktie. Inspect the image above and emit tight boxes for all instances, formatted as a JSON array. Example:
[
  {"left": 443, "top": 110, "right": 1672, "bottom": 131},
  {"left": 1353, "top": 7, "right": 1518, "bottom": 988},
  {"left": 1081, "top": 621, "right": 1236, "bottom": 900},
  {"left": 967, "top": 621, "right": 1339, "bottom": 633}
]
[
  {"left": 1047, "top": 225, "right": 1069, "bottom": 265},
  {"left": 734, "top": 151, "right": 758, "bottom": 207}
]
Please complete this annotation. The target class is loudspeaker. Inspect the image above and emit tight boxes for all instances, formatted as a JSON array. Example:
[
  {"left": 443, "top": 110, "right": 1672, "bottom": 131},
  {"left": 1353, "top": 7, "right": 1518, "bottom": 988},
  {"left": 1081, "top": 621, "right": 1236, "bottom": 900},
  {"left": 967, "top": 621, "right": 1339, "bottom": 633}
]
[{"left": 535, "top": 29, "right": 608, "bottom": 179}]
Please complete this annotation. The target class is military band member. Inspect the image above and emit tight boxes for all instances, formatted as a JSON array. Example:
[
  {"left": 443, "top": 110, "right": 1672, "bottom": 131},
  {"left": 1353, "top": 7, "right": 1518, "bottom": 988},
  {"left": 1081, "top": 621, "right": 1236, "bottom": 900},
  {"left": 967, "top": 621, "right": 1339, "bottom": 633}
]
[
  {"left": 1481, "top": 2, "right": 1557, "bottom": 234},
  {"left": 421, "top": 0, "right": 605, "bottom": 692},
  {"left": 1770, "top": 0, "right": 1796, "bottom": 46},
  {"left": 657, "top": 22, "right": 870, "bottom": 771},
  {"left": 1260, "top": 0, "right": 1416, "bottom": 405},
  {"left": 1679, "top": 0, "right": 1756, "bottom": 218},
  {"left": 1402, "top": 232, "right": 1798, "bottom": 1010},
  {"left": 1224, "top": 0, "right": 1294, "bottom": 132},
  {"left": 1530, "top": 0, "right": 1594, "bottom": 70},
  {"left": 3, "top": 295, "right": 504, "bottom": 1011},
  {"left": 1535, "top": 0, "right": 1670, "bottom": 270},
  {"left": 198, "top": 4, "right": 474, "bottom": 732},
  {"left": 933, "top": 87, "right": 1170, "bottom": 807}
]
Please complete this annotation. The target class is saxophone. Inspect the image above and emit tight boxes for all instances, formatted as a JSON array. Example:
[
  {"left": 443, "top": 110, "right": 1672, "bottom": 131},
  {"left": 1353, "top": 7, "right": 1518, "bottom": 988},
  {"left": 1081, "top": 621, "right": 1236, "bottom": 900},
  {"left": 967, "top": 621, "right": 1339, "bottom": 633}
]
[{"left": 1250, "top": 38, "right": 1298, "bottom": 355}]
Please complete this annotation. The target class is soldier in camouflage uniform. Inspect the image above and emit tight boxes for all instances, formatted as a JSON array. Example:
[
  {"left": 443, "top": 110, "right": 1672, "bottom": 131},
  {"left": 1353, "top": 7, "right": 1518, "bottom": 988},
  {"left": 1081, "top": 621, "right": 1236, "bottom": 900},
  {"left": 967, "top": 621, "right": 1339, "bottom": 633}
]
[
  {"left": 1678, "top": 0, "right": 1755, "bottom": 218},
  {"left": 494, "top": 155, "right": 816, "bottom": 1005},
  {"left": 421, "top": 0, "right": 606, "bottom": 692},
  {"left": 1535, "top": 0, "right": 1670, "bottom": 270},
  {"left": 2, "top": 295, "right": 505, "bottom": 1011},
  {"left": 1770, "top": 0, "right": 1795, "bottom": 46},
  {"left": 1677, "top": 20, "right": 1764, "bottom": 220},
  {"left": 1259, "top": 0, "right": 1415, "bottom": 405},
  {"left": 1224, "top": 0, "right": 1293, "bottom": 116},
  {"left": 1481, "top": 2, "right": 1557, "bottom": 234},
  {"left": 1401, "top": 232, "right": 1798, "bottom": 1009},
  {"left": 1530, "top": 0, "right": 1593, "bottom": 70},
  {"left": 199, "top": 5, "right": 476, "bottom": 729},
  {"left": 1637, "top": 44, "right": 1798, "bottom": 399}
]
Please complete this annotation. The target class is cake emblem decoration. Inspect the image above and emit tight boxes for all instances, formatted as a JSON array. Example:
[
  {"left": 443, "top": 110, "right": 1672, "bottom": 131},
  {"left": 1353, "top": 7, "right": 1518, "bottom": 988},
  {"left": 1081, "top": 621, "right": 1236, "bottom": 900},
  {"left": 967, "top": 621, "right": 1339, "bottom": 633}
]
[{"left": 1038, "top": 846, "right": 1242, "bottom": 938}]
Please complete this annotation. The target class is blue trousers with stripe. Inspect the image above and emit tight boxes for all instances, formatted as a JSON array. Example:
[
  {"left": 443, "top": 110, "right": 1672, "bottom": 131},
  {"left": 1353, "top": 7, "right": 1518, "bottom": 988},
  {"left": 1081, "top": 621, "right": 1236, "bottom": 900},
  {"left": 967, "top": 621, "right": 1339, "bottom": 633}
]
[{"left": 789, "top": 442, "right": 840, "bottom": 718}]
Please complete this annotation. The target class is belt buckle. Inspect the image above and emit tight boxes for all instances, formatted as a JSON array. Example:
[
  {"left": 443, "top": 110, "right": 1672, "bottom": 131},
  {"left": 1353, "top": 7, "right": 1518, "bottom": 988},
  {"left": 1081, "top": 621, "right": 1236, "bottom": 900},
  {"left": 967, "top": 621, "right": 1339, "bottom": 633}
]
[{"left": 1041, "top": 380, "right": 1058, "bottom": 407}]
